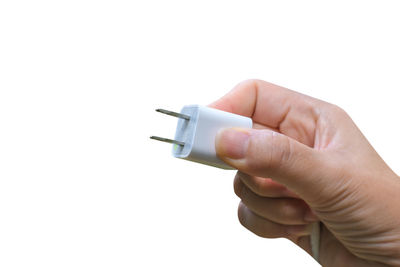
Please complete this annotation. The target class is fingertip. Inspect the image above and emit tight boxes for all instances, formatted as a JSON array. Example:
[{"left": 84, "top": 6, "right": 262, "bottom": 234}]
[{"left": 208, "top": 79, "right": 259, "bottom": 116}]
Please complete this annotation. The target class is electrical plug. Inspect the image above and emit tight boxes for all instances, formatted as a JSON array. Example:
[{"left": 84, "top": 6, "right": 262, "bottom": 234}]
[{"left": 151, "top": 105, "right": 253, "bottom": 169}]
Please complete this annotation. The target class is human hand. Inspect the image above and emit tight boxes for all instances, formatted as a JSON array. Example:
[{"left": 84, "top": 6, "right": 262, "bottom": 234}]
[{"left": 210, "top": 80, "right": 400, "bottom": 266}]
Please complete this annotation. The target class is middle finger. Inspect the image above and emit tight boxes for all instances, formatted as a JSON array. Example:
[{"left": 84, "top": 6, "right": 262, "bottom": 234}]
[{"left": 234, "top": 176, "right": 318, "bottom": 225}]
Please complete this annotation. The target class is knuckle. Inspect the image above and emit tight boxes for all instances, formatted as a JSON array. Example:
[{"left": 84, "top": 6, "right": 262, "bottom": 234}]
[
  {"left": 245, "top": 131, "right": 294, "bottom": 174},
  {"left": 239, "top": 79, "right": 262, "bottom": 87},
  {"left": 329, "top": 103, "right": 349, "bottom": 118},
  {"left": 268, "top": 133, "right": 293, "bottom": 170},
  {"left": 235, "top": 79, "right": 260, "bottom": 93}
]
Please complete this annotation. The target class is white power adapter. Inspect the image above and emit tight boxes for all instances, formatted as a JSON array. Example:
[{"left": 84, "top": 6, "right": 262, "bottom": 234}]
[{"left": 151, "top": 105, "right": 252, "bottom": 169}]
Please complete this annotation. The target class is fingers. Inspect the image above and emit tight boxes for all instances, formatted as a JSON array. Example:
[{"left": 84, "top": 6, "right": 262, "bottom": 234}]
[
  {"left": 235, "top": 171, "right": 298, "bottom": 198},
  {"left": 234, "top": 171, "right": 319, "bottom": 255},
  {"left": 216, "top": 128, "right": 329, "bottom": 200},
  {"left": 238, "top": 202, "right": 312, "bottom": 238},
  {"left": 234, "top": 175, "right": 318, "bottom": 225},
  {"left": 209, "top": 80, "right": 308, "bottom": 129},
  {"left": 209, "top": 80, "right": 325, "bottom": 145}
]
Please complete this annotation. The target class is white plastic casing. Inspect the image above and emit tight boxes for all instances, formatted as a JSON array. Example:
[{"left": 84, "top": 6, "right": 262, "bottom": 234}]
[{"left": 172, "top": 105, "right": 253, "bottom": 170}]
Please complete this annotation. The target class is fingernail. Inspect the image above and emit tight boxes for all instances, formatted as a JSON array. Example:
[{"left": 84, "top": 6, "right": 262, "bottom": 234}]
[
  {"left": 216, "top": 128, "right": 250, "bottom": 159},
  {"left": 304, "top": 209, "right": 319, "bottom": 222}
]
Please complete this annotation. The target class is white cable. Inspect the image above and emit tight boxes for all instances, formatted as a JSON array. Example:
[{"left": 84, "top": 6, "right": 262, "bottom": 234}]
[{"left": 310, "top": 221, "right": 321, "bottom": 262}]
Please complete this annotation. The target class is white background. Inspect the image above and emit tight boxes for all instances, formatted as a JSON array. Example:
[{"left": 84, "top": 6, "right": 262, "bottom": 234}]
[{"left": 1, "top": 1, "right": 399, "bottom": 266}]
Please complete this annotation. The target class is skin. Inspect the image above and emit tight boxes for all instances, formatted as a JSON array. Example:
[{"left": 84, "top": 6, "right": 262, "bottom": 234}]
[{"left": 210, "top": 79, "right": 400, "bottom": 266}]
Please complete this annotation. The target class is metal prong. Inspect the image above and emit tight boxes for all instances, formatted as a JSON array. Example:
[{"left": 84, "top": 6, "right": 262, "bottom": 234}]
[
  {"left": 150, "top": 136, "right": 185, "bottom": 146},
  {"left": 156, "top": 109, "right": 190, "bottom": 120}
]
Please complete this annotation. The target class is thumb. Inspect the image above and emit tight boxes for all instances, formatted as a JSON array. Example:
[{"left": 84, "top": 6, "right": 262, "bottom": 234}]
[{"left": 215, "top": 128, "right": 330, "bottom": 202}]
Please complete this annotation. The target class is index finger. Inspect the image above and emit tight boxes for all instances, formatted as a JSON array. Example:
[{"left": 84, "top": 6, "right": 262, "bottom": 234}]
[{"left": 209, "top": 79, "right": 320, "bottom": 130}]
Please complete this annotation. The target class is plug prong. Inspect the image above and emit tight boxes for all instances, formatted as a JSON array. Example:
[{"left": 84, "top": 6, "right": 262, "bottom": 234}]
[
  {"left": 150, "top": 136, "right": 185, "bottom": 146},
  {"left": 156, "top": 109, "right": 190, "bottom": 120}
]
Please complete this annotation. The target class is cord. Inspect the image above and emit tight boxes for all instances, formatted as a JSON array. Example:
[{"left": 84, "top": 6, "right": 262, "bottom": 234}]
[{"left": 310, "top": 221, "right": 321, "bottom": 262}]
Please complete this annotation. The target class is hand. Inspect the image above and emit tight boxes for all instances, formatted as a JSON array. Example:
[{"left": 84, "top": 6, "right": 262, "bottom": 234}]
[{"left": 210, "top": 80, "right": 400, "bottom": 266}]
